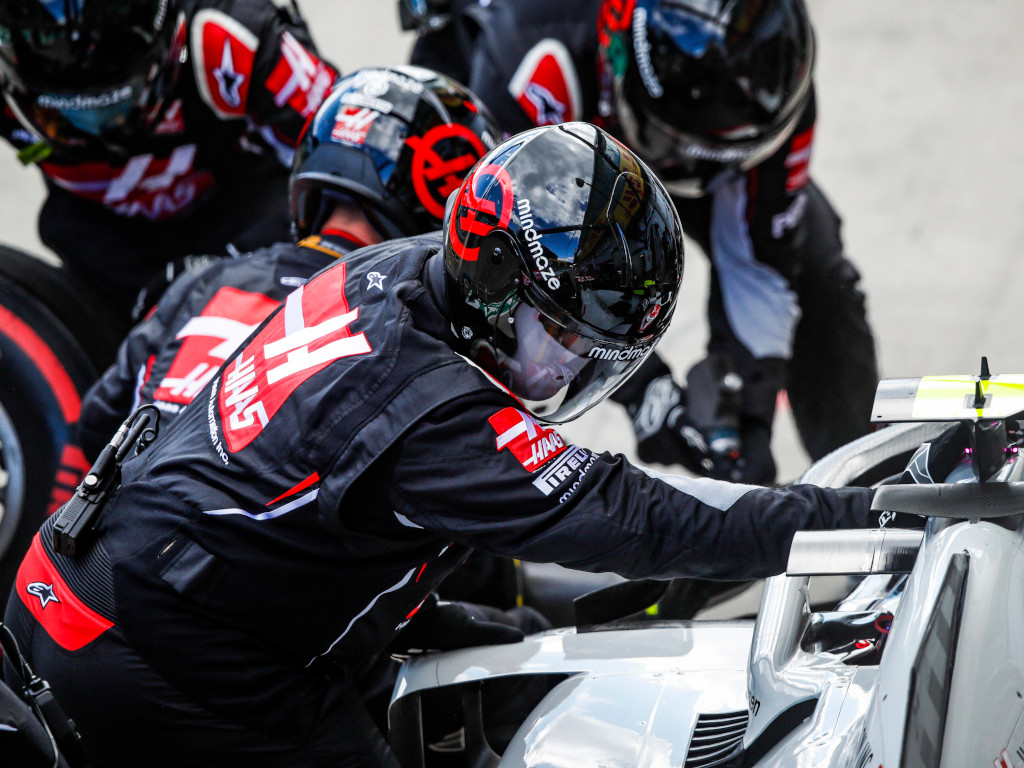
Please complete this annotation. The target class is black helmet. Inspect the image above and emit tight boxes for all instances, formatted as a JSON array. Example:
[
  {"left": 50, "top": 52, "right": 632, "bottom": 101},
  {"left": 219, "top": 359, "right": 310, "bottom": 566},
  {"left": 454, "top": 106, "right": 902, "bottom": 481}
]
[
  {"left": 597, "top": 0, "right": 814, "bottom": 196},
  {"left": 0, "top": 0, "right": 186, "bottom": 158},
  {"left": 444, "top": 122, "right": 685, "bottom": 423},
  {"left": 290, "top": 65, "right": 500, "bottom": 241}
]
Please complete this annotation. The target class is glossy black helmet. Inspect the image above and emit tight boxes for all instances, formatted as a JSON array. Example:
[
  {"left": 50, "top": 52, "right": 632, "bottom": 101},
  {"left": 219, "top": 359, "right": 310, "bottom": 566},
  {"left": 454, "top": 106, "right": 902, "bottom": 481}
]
[
  {"left": 290, "top": 65, "right": 500, "bottom": 241},
  {"left": 597, "top": 0, "right": 814, "bottom": 196},
  {"left": 0, "top": 0, "right": 186, "bottom": 158},
  {"left": 445, "top": 122, "right": 685, "bottom": 423}
]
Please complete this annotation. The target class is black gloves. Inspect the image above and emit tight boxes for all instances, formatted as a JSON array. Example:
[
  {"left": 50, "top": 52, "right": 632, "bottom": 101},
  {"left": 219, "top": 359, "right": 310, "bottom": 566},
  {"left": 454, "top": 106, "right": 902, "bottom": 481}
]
[
  {"left": 686, "top": 354, "right": 777, "bottom": 485},
  {"left": 390, "top": 594, "right": 527, "bottom": 654},
  {"left": 130, "top": 253, "right": 223, "bottom": 322},
  {"left": 873, "top": 422, "right": 973, "bottom": 530},
  {"left": 625, "top": 375, "right": 714, "bottom": 475},
  {"left": 897, "top": 422, "right": 970, "bottom": 485}
]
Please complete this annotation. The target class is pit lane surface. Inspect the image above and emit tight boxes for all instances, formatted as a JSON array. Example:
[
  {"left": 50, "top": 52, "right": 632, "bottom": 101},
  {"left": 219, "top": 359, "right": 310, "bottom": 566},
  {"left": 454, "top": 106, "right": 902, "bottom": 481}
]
[{"left": 3, "top": 0, "right": 1023, "bottom": 482}]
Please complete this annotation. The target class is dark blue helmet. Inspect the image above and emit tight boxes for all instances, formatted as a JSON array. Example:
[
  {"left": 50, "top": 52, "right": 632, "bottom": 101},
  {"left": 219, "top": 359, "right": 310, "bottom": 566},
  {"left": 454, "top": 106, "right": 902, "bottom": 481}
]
[{"left": 290, "top": 65, "right": 500, "bottom": 240}]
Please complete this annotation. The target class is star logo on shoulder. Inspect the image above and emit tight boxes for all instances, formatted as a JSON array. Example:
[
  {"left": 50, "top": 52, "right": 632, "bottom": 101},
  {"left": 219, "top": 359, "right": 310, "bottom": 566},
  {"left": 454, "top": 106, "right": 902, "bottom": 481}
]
[
  {"left": 366, "top": 272, "right": 387, "bottom": 290},
  {"left": 26, "top": 581, "right": 60, "bottom": 609},
  {"left": 214, "top": 39, "right": 246, "bottom": 108}
]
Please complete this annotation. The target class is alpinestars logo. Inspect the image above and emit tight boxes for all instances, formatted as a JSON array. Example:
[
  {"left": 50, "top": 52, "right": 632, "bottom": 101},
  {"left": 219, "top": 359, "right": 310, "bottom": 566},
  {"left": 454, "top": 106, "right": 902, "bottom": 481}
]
[
  {"left": 488, "top": 407, "right": 567, "bottom": 470},
  {"left": 213, "top": 37, "right": 246, "bottom": 108},
  {"left": 26, "top": 581, "right": 60, "bottom": 609}
]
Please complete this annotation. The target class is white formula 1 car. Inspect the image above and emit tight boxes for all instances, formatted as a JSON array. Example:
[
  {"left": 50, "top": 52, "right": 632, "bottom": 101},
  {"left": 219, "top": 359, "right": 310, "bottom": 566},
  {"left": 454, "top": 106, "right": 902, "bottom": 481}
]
[{"left": 387, "top": 364, "right": 1024, "bottom": 768}]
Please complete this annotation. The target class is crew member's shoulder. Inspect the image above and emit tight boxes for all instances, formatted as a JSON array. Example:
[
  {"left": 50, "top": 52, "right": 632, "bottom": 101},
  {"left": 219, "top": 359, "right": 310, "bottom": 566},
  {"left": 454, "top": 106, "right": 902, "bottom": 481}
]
[
  {"left": 185, "top": 0, "right": 327, "bottom": 120},
  {"left": 470, "top": 0, "right": 599, "bottom": 127}
]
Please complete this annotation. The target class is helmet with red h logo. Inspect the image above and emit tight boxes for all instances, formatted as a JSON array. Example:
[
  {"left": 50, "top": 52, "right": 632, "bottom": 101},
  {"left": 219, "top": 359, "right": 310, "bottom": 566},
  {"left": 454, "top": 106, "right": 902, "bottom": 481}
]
[
  {"left": 444, "top": 122, "right": 685, "bottom": 423},
  {"left": 290, "top": 65, "right": 500, "bottom": 240}
]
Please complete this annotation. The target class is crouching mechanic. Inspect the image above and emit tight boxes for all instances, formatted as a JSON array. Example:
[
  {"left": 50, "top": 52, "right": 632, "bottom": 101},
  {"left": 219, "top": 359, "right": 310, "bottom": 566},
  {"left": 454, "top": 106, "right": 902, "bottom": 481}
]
[
  {"left": 0, "top": 0, "right": 340, "bottom": 319},
  {"left": 76, "top": 65, "right": 501, "bottom": 461},
  {"left": 5, "top": 123, "right": 902, "bottom": 767}
]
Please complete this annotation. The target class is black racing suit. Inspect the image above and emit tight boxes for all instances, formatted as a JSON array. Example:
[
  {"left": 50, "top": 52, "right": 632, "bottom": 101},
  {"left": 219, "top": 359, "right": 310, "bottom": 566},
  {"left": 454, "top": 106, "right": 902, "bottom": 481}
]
[
  {"left": 0, "top": 0, "right": 338, "bottom": 316},
  {"left": 4, "top": 233, "right": 879, "bottom": 766},
  {"left": 76, "top": 233, "right": 358, "bottom": 461},
  {"left": 410, "top": 0, "right": 878, "bottom": 479}
]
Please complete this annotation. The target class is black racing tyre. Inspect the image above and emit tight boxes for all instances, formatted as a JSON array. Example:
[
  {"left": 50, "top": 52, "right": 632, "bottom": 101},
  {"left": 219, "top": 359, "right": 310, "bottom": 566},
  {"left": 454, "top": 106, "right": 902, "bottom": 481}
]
[
  {"left": 0, "top": 270, "right": 101, "bottom": 595},
  {"left": 0, "top": 244, "right": 125, "bottom": 370}
]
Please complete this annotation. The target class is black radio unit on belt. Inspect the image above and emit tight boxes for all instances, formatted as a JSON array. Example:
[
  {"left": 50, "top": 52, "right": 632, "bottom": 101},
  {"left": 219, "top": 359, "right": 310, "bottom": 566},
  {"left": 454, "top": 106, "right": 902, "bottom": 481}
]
[{"left": 51, "top": 405, "right": 160, "bottom": 559}]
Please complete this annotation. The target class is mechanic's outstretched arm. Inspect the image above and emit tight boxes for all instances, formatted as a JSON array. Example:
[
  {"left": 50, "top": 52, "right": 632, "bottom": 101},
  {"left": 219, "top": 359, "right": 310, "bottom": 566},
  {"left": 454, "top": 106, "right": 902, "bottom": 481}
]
[{"left": 376, "top": 393, "right": 899, "bottom": 583}]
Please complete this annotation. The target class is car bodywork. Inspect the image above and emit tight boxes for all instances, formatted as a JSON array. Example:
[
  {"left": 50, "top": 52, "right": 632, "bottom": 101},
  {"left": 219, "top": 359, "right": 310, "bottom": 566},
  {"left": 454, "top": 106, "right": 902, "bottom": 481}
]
[{"left": 389, "top": 373, "right": 1024, "bottom": 767}]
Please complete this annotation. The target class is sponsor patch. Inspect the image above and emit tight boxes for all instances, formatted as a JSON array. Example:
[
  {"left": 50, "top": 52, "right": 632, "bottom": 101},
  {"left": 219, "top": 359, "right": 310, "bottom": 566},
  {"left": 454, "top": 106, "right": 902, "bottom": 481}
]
[
  {"left": 43, "top": 144, "right": 215, "bottom": 220},
  {"left": 155, "top": 286, "right": 281, "bottom": 406},
  {"left": 218, "top": 263, "right": 372, "bottom": 452},
  {"left": 488, "top": 407, "right": 568, "bottom": 471},
  {"left": 331, "top": 105, "right": 377, "bottom": 145},
  {"left": 16, "top": 535, "right": 113, "bottom": 651},
  {"left": 407, "top": 123, "right": 488, "bottom": 219},
  {"left": 264, "top": 30, "right": 337, "bottom": 119},
  {"left": 508, "top": 39, "right": 581, "bottom": 126},
  {"left": 26, "top": 581, "right": 60, "bottom": 608},
  {"left": 535, "top": 445, "right": 592, "bottom": 496},
  {"left": 191, "top": 10, "right": 257, "bottom": 119}
]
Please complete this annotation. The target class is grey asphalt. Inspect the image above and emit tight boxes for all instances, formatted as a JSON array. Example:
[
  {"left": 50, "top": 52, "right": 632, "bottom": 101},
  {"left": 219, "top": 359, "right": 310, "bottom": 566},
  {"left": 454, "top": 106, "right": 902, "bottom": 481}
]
[{"left": 3, "top": 0, "right": 1023, "bottom": 481}]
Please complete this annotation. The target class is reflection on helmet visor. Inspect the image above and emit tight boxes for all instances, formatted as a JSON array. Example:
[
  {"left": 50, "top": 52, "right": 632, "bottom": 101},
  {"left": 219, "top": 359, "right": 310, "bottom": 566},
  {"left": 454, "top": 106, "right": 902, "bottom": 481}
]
[
  {"left": 496, "top": 304, "right": 656, "bottom": 423},
  {"left": 497, "top": 304, "right": 589, "bottom": 402}
]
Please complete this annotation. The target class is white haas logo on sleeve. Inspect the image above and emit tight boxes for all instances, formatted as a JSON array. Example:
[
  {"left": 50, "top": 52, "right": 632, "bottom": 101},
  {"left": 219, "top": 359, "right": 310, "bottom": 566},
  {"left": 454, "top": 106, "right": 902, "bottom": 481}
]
[
  {"left": 218, "top": 263, "right": 372, "bottom": 452},
  {"left": 488, "top": 407, "right": 567, "bottom": 469}
]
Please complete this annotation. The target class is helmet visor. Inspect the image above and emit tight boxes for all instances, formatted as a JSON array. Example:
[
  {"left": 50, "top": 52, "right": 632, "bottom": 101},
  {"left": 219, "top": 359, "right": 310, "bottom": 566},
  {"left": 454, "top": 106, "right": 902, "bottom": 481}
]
[
  {"left": 0, "top": 10, "right": 184, "bottom": 155},
  {"left": 495, "top": 303, "right": 657, "bottom": 423}
]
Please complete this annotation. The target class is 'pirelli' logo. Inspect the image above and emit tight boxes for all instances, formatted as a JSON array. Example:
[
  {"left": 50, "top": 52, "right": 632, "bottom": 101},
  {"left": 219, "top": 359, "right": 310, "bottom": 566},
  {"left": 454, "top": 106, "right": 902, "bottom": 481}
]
[{"left": 532, "top": 446, "right": 591, "bottom": 496}]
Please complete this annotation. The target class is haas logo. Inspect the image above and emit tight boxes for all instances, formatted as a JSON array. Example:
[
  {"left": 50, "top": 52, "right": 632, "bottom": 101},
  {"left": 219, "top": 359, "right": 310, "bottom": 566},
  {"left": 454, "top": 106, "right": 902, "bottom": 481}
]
[
  {"left": 218, "top": 263, "right": 372, "bottom": 452},
  {"left": 407, "top": 124, "right": 489, "bottom": 219},
  {"left": 155, "top": 286, "right": 281, "bottom": 405},
  {"left": 448, "top": 163, "right": 514, "bottom": 262},
  {"left": 488, "top": 407, "right": 567, "bottom": 470}
]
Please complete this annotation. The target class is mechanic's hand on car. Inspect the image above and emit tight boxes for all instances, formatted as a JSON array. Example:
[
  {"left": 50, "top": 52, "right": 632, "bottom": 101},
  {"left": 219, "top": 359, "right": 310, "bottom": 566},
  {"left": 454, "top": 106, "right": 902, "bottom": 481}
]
[
  {"left": 896, "top": 422, "right": 971, "bottom": 485},
  {"left": 874, "top": 422, "right": 973, "bottom": 530},
  {"left": 390, "top": 593, "right": 525, "bottom": 654}
]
